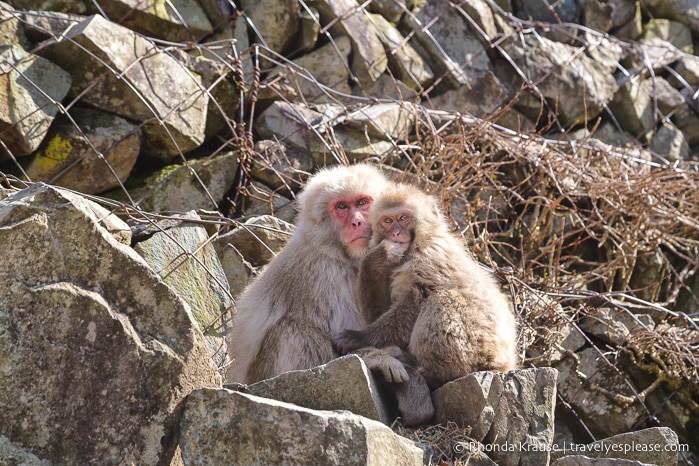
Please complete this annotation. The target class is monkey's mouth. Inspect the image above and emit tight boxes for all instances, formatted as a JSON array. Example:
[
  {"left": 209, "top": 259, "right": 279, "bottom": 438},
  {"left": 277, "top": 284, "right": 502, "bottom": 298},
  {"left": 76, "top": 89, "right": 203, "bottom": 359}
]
[{"left": 349, "top": 235, "right": 371, "bottom": 242}]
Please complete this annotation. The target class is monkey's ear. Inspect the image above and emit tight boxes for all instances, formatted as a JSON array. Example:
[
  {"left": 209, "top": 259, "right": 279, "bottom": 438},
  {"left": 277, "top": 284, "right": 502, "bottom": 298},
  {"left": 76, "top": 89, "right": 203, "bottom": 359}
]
[{"left": 429, "top": 196, "right": 441, "bottom": 219}]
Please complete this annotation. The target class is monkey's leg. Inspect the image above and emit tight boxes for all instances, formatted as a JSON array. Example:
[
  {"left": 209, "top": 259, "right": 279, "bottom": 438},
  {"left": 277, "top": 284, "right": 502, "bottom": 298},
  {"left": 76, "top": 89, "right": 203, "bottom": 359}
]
[
  {"left": 354, "top": 346, "right": 433, "bottom": 427},
  {"left": 393, "top": 364, "right": 434, "bottom": 427},
  {"left": 248, "top": 316, "right": 335, "bottom": 382}
]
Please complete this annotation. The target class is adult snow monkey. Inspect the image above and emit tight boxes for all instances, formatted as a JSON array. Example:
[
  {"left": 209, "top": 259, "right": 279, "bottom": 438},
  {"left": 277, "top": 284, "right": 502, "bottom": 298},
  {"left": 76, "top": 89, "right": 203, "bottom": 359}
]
[{"left": 228, "top": 164, "right": 412, "bottom": 386}]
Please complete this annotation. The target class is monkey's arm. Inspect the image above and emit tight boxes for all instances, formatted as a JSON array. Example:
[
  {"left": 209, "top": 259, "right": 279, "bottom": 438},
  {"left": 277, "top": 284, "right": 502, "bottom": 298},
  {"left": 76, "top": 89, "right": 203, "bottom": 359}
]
[
  {"left": 356, "top": 244, "right": 399, "bottom": 323},
  {"left": 335, "top": 288, "right": 421, "bottom": 353}
]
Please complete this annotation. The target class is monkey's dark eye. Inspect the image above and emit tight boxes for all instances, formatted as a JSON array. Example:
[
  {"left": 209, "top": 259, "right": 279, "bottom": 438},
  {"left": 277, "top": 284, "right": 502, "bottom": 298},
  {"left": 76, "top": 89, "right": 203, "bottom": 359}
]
[
  {"left": 382, "top": 216, "right": 393, "bottom": 224},
  {"left": 398, "top": 214, "right": 410, "bottom": 222},
  {"left": 337, "top": 202, "right": 348, "bottom": 209},
  {"left": 356, "top": 198, "right": 368, "bottom": 206}
]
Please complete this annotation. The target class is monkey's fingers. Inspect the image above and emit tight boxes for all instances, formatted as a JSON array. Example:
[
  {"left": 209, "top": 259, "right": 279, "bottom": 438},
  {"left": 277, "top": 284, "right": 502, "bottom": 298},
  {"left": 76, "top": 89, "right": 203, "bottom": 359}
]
[{"left": 384, "top": 362, "right": 410, "bottom": 384}]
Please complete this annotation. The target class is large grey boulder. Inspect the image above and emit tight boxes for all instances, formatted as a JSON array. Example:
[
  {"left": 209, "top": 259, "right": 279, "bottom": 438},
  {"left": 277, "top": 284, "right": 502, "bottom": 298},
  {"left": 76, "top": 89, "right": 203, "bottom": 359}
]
[
  {"left": 0, "top": 45, "right": 71, "bottom": 156},
  {"left": 179, "top": 388, "right": 424, "bottom": 465},
  {"left": 243, "top": 354, "right": 393, "bottom": 424},
  {"left": 38, "top": 15, "right": 208, "bottom": 161},
  {"left": 433, "top": 368, "right": 558, "bottom": 466},
  {"left": 0, "top": 183, "right": 221, "bottom": 465},
  {"left": 503, "top": 35, "right": 619, "bottom": 126},
  {"left": 134, "top": 211, "right": 234, "bottom": 372}
]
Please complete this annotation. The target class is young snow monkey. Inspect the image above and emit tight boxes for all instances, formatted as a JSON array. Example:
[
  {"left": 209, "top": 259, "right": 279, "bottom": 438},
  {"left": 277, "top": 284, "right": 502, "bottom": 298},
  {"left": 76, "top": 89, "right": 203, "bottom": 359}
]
[{"left": 335, "top": 183, "right": 518, "bottom": 393}]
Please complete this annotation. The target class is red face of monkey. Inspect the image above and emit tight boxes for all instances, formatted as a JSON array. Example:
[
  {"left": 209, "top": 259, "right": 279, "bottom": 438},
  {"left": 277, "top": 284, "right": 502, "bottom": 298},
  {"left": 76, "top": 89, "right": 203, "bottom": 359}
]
[{"left": 328, "top": 195, "right": 375, "bottom": 253}]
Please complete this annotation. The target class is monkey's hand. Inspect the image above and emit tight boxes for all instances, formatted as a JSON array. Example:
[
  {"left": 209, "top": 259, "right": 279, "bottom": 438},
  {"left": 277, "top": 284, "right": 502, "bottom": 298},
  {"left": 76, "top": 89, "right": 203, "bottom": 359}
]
[
  {"left": 353, "top": 347, "right": 410, "bottom": 384},
  {"left": 373, "top": 357, "right": 410, "bottom": 384},
  {"left": 334, "top": 330, "right": 369, "bottom": 354},
  {"left": 381, "top": 240, "right": 406, "bottom": 262}
]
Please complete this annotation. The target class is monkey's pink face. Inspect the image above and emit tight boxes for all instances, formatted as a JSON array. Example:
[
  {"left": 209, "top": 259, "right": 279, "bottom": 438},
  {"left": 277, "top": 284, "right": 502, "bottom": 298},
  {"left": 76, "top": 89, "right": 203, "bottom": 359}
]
[
  {"left": 329, "top": 195, "right": 374, "bottom": 253},
  {"left": 378, "top": 209, "right": 414, "bottom": 254}
]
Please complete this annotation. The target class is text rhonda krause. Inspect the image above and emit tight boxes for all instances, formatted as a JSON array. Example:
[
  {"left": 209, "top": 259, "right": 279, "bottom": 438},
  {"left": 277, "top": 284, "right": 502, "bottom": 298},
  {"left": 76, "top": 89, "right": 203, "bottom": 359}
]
[{"left": 454, "top": 440, "right": 689, "bottom": 455}]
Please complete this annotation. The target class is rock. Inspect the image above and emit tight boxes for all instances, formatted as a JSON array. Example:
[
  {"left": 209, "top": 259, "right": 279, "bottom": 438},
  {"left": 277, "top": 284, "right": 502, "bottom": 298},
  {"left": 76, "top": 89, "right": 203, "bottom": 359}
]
[
  {"left": 352, "top": 73, "right": 419, "bottom": 101},
  {"left": 97, "top": 0, "right": 212, "bottom": 42},
  {"left": 277, "top": 34, "right": 353, "bottom": 103},
  {"left": 134, "top": 211, "right": 233, "bottom": 371},
  {"left": 0, "top": 2, "right": 30, "bottom": 48},
  {"left": 216, "top": 243, "right": 254, "bottom": 297},
  {"left": 125, "top": 151, "right": 239, "bottom": 212},
  {"left": 366, "top": 0, "right": 406, "bottom": 23},
  {"left": 429, "top": 71, "right": 514, "bottom": 120},
  {"left": 569, "top": 428, "right": 679, "bottom": 466},
  {"left": 649, "top": 121, "right": 690, "bottom": 163},
  {"left": 0, "top": 183, "right": 221, "bottom": 465},
  {"left": 22, "top": 107, "right": 141, "bottom": 194},
  {"left": 401, "top": 0, "right": 492, "bottom": 88},
  {"left": 433, "top": 368, "right": 558, "bottom": 466},
  {"left": 555, "top": 347, "right": 646, "bottom": 437},
  {"left": 174, "top": 51, "right": 240, "bottom": 139},
  {"left": 310, "top": 0, "right": 387, "bottom": 83},
  {"left": 19, "top": 9, "right": 82, "bottom": 42},
  {"left": 652, "top": 77, "right": 685, "bottom": 115},
  {"left": 370, "top": 13, "right": 434, "bottom": 90},
  {"left": 298, "top": 6, "right": 320, "bottom": 54},
  {"left": 514, "top": 0, "right": 580, "bottom": 23},
  {"left": 641, "top": 0, "right": 699, "bottom": 36},
  {"left": 504, "top": 35, "right": 619, "bottom": 126},
  {"left": 256, "top": 101, "right": 396, "bottom": 165},
  {"left": 214, "top": 214, "right": 294, "bottom": 267},
  {"left": 0, "top": 45, "right": 72, "bottom": 157},
  {"left": 343, "top": 102, "right": 415, "bottom": 141},
  {"left": 552, "top": 455, "right": 654, "bottom": 465},
  {"left": 609, "top": 77, "right": 656, "bottom": 141},
  {"left": 251, "top": 140, "right": 314, "bottom": 195},
  {"left": 671, "top": 56, "right": 699, "bottom": 89},
  {"left": 672, "top": 94, "right": 699, "bottom": 145},
  {"left": 38, "top": 15, "right": 208, "bottom": 161},
  {"left": 584, "top": 0, "right": 615, "bottom": 32},
  {"left": 642, "top": 19, "right": 693, "bottom": 54},
  {"left": 239, "top": 0, "right": 299, "bottom": 59},
  {"left": 579, "top": 307, "right": 654, "bottom": 346},
  {"left": 179, "top": 388, "right": 424, "bottom": 465},
  {"left": 0, "top": 435, "right": 51, "bottom": 466},
  {"left": 625, "top": 36, "right": 682, "bottom": 73},
  {"left": 243, "top": 354, "right": 393, "bottom": 424},
  {"left": 240, "top": 181, "right": 295, "bottom": 221}
]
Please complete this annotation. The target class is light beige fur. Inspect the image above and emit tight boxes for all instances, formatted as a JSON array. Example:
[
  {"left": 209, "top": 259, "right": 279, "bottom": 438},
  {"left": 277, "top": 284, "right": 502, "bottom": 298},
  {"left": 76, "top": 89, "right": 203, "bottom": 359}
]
[{"left": 226, "top": 164, "right": 393, "bottom": 384}]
